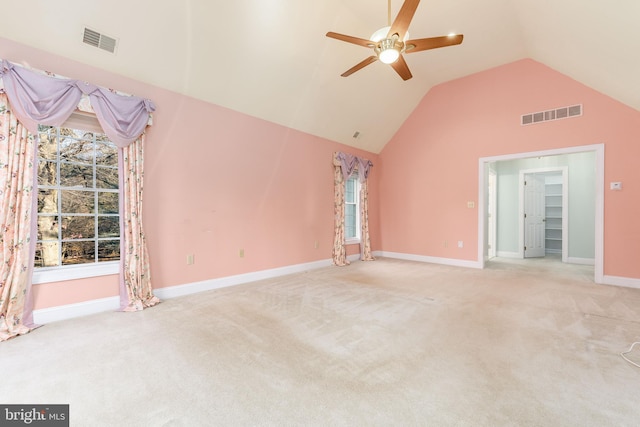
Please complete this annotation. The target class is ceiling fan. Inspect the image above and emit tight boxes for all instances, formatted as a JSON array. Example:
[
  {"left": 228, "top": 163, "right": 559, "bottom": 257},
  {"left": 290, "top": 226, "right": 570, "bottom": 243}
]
[{"left": 326, "top": 0, "right": 463, "bottom": 81}]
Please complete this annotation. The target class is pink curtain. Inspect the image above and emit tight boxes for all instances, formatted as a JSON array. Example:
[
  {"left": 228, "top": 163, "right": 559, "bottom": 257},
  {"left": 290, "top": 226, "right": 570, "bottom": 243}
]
[
  {"left": 332, "top": 152, "right": 375, "bottom": 266},
  {"left": 332, "top": 153, "right": 349, "bottom": 266},
  {"left": 119, "top": 136, "right": 159, "bottom": 311},
  {"left": 360, "top": 178, "right": 374, "bottom": 261},
  {"left": 0, "top": 93, "right": 38, "bottom": 341}
]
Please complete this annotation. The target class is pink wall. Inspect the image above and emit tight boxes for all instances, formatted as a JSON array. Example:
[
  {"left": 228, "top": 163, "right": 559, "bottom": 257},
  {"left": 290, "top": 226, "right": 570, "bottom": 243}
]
[
  {"left": 379, "top": 59, "right": 640, "bottom": 278},
  {"left": 0, "top": 38, "right": 380, "bottom": 309}
]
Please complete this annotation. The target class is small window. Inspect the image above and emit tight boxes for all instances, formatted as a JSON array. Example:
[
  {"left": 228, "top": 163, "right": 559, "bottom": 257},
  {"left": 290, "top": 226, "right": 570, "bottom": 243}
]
[
  {"left": 344, "top": 174, "right": 361, "bottom": 241},
  {"left": 35, "top": 124, "right": 120, "bottom": 271}
]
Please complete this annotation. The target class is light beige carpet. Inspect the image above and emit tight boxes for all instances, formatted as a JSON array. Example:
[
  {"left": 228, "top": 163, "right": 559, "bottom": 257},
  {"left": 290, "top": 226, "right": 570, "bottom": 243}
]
[{"left": 3, "top": 257, "right": 640, "bottom": 426}]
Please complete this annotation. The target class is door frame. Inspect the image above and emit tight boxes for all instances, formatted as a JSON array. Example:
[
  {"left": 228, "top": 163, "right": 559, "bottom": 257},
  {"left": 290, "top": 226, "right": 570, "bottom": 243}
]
[
  {"left": 519, "top": 167, "right": 568, "bottom": 261},
  {"left": 477, "top": 143, "right": 604, "bottom": 283},
  {"left": 487, "top": 168, "right": 497, "bottom": 260}
]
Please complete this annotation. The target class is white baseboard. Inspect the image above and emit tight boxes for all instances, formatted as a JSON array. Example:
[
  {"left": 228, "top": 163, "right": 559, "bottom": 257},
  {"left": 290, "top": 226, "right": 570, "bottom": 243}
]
[
  {"left": 602, "top": 275, "right": 640, "bottom": 289},
  {"left": 375, "top": 251, "right": 482, "bottom": 269},
  {"left": 566, "top": 257, "right": 595, "bottom": 265},
  {"left": 33, "top": 296, "right": 120, "bottom": 325}
]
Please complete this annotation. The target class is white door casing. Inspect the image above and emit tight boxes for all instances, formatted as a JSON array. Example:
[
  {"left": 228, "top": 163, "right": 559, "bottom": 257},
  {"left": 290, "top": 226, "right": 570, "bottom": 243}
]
[
  {"left": 487, "top": 168, "right": 497, "bottom": 259},
  {"left": 477, "top": 144, "right": 603, "bottom": 283}
]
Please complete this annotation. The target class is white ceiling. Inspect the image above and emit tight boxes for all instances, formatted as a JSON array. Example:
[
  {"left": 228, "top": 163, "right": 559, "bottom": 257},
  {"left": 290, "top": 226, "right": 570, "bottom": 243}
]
[{"left": 1, "top": 0, "right": 639, "bottom": 153}]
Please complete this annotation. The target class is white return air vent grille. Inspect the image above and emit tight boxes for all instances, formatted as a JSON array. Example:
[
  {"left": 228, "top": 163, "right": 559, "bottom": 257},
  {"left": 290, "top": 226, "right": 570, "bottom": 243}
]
[
  {"left": 82, "top": 27, "right": 117, "bottom": 53},
  {"left": 521, "top": 104, "right": 582, "bottom": 126}
]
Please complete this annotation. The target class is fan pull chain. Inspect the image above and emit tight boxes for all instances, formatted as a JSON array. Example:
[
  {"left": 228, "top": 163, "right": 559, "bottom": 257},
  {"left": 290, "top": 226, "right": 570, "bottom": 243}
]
[{"left": 388, "top": 0, "right": 391, "bottom": 26}]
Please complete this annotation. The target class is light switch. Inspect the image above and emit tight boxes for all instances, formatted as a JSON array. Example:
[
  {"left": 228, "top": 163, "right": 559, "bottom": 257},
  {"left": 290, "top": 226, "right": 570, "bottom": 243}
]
[{"left": 467, "top": 201, "right": 475, "bottom": 208}]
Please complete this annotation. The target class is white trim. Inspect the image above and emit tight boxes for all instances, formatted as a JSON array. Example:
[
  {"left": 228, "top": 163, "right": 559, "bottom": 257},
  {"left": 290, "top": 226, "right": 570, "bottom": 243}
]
[
  {"left": 602, "top": 275, "right": 640, "bottom": 290},
  {"left": 375, "top": 251, "right": 482, "bottom": 269},
  {"left": 566, "top": 257, "right": 595, "bottom": 266},
  {"left": 33, "top": 296, "right": 119, "bottom": 324},
  {"left": 478, "top": 143, "right": 604, "bottom": 284},
  {"left": 32, "top": 261, "right": 119, "bottom": 284}
]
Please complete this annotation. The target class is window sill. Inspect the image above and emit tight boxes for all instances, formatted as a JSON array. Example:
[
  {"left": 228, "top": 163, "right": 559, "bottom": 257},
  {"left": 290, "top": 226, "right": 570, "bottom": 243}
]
[
  {"left": 32, "top": 262, "right": 119, "bottom": 284},
  {"left": 345, "top": 239, "right": 361, "bottom": 245}
]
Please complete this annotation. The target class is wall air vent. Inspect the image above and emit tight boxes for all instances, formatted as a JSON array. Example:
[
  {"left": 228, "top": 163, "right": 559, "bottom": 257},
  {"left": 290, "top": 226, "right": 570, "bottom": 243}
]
[
  {"left": 521, "top": 104, "right": 582, "bottom": 126},
  {"left": 82, "top": 27, "right": 117, "bottom": 53}
]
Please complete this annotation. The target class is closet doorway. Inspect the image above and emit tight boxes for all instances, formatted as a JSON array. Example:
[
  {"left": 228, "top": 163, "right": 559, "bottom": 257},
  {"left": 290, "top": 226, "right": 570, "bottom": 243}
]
[{"left": 521, "top": 168, "right": 568, "bottom": 262}]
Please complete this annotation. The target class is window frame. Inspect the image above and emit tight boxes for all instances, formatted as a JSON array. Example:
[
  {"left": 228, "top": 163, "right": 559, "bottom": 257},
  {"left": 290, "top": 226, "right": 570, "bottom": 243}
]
[{"left": 34, "top": 115, "right": 121, "bottom": 284}]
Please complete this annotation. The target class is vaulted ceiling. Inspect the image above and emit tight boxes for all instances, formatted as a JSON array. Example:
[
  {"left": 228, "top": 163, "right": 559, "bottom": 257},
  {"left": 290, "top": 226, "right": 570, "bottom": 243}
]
[{"left": 1, "top": 1, "right": 638, "bottom": 153}]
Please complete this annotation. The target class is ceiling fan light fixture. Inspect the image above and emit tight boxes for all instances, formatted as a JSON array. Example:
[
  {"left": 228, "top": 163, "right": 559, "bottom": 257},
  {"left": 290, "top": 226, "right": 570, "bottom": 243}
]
[{"left": 378, "top": 47, "right": 400, "bottom": 64}]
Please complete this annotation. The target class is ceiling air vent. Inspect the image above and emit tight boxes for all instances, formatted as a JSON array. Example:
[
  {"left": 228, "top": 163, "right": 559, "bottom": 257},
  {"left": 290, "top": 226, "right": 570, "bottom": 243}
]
[
  {"left": 82, "top": 27, "right": 117, "bottom": 53},
  {"left": 521, "top": 104, "right": 582, "bottom": 126}
]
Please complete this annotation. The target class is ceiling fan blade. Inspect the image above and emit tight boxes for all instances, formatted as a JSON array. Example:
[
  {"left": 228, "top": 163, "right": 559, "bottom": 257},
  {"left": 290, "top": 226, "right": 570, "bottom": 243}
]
[
  {"left": 390, "top": 55, "right": 412, "bottom": 81},
  {"left": 341, "top": 56, "right": 378, "bottom": 77},
  {"left": 388, "top": 0, "right": 420, "bottom": 40},
  {"left": 405, "top": 34, "right": 464, "bottom": 53},
  {"left": 326, "top": 32, "right": 375, "bottom": 48}
]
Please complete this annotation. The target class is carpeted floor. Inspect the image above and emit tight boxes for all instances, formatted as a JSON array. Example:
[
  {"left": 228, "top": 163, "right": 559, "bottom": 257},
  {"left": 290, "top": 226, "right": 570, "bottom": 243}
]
[{"left": 3, "top": 257, "right": 640, "bottom": 426}]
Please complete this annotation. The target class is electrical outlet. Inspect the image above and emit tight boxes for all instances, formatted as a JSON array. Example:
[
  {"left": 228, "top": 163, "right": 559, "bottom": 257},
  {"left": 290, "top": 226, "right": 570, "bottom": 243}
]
[
  {"left": 314, "top": 240, "right": 319, "bottom": 249},
  {"left": 444, "top": 241, "right": 448, "bottom": 248},
  {"left": 457, "top": 241, "right": 464, "bottom": 248},
  {"left": 187, "top": 254, "right": 194, "bottom": 265},
  {"left": 239, "top": 249, "right": 244, "bottom": 258}
]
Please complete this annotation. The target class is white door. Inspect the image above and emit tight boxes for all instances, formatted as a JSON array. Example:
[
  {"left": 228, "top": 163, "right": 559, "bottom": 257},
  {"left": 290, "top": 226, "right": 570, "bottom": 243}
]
[{"left": 524, "top": 174, "right": 546, "bottom": 258}]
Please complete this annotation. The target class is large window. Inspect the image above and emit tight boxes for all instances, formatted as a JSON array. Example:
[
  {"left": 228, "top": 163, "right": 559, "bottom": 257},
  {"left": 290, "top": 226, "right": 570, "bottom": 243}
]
[
  {"left": 35, "top": 124, "right": 120, "bottom": 273},
  {"left": 344, "top": 174, "right": 360, "bottom": 241}
]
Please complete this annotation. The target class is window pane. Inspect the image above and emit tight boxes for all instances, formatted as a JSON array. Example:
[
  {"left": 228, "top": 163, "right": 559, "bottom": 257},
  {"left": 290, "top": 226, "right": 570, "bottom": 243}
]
[
  {"left": 62, "top": 128, "right": 94, "bottom": 140},
  {"left": 96, "top": 142, "right": 118, "bottom": 166},
  {"left": 345, "top": 178, "right": 355, "bottom": 203},
  {"left": 98, "top": 192, "right": 119, "bottom": 214},
  {"left": 62, "top": 216, "right": 95, "bottom": 240},
  {"left": 98, "top": 216, "right": 120, "bottom": 238},
  {"left": 62, "top": 241, "right": 95, "bottom": 265},
  {"left": 345, "top": 225, "right": 355, "bottom": 239},
  {"left": 345, "top": 204, "right": 356, "bottom": 239},
  {"left": 38, "top": 161, "right": 58, "bottom": 186},
  {"left": 60, "top": 163, "right": 93, "bottom": 188},
  {"left": 38, "top": 215, "right": 59, "bottom": 241},
  {"left": 38, "top": 189, "right": 59, "bottom": 213},
  {"left": 36, "top": 125, "right": 120, "bottom": 270},
  {"left": 96, "top": 167, "right": 118, "bottom": 189},
  {"left": 35, "top": 241, "right": 60, "bottom": 267},
  {"left": 38, "top": 133, "right": 57, "bottom": 160},
  {"left": 98, "top": 240, "right": 120, "bottom": 262},
  {"left": 60, "top": 136, "right": 94, "bottom": 164},
  {"left": 61, "top": 190, "right": 94, "bottom": 214}
]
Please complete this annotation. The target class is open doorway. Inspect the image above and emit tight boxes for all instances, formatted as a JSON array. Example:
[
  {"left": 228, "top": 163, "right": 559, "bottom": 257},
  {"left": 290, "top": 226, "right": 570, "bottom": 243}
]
[{"left": 477, "top": 144, "right": 604, "bottom": 283}]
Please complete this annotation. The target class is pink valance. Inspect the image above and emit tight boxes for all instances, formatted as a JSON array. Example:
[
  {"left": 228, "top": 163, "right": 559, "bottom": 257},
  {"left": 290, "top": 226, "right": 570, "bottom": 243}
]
[
  {"left": 0, "top": 59, "right": 155, "bottom": 147},
  {"left": 336, "top": 151, "right": 373, "bottom": 182}
]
